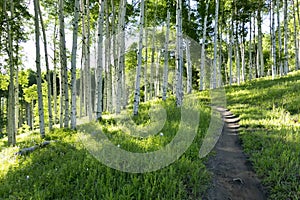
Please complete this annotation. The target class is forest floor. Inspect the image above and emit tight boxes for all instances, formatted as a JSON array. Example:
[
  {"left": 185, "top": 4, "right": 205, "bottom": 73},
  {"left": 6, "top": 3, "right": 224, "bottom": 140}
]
[{"left": 203, "top": 107, "right": 267, "bottom": 200}]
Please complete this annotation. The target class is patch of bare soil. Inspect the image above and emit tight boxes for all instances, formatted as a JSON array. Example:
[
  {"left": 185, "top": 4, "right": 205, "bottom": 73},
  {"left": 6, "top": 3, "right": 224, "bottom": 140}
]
[{"left": 203, "top": 107, "right": 267, "bottom": 200}]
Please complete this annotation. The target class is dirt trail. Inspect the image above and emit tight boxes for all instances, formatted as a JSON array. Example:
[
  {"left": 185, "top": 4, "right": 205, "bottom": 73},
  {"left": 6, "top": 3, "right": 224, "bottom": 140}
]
[{"left": 203, "top": 107, "right": 267, "bottom": 200}]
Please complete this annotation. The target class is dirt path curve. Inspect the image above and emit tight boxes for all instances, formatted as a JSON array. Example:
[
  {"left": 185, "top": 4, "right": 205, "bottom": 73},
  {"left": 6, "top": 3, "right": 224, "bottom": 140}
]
[{"left": 203, "top": 107, "right": 267, "bottom": 200}]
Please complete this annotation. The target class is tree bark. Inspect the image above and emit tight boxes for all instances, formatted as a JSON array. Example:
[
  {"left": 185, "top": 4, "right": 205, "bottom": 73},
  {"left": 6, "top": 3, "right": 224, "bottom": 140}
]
[
  {"left": 96, "top": 0, "right": 105, "bottom": 120},
  {"left": 6, "top": 0, "right": 16, "bottom": 145},
  {"left": 176, "top": 0, "right": 183, "bottom": 106},
  {"left": 37, "top": 0, "right": 53, "bottom": 130},
  {"left": 59, "top": 0, "right": 69, "bottom": 128},
  {"left": 212, "top": 0, "right": 219, "bottom": 89},
  {"left": 70, "top": 0, "right": 80, "bottom": 129},
  {"left": 34, "top": 0, "right": 45, "bottom": 138},
  {"left": 292, "top": 0, "right": 299, "bottom": 70},
  {"left": 133, "top": 0, "right": 145, "bottom": 116},
  {"left": 162, "top": 10, "right": 170, "bottom": 101}
]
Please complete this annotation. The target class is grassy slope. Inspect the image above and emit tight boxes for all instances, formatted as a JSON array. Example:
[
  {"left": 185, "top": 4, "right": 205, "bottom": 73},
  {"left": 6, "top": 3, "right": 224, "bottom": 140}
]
[
  {"left": 0, "top": 96, "right": 212, "bottom": 200},
  {"left": 1, "top": 72, "right": 300, "bottom": 199},
  {"left": 226, "top": 71, "right": 300, "bottom": 200}
]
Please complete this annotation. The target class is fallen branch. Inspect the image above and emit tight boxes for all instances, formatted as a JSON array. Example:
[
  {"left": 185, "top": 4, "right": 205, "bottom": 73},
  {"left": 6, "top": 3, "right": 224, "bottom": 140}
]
[{"left": 15, "top": 141, "right": 55, "bottom": 156}]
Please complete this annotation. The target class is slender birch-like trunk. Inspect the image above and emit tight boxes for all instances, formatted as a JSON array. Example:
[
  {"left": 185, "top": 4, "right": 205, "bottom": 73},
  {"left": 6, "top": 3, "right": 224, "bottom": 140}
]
[
  {"left": 292, "top": 0, "right": 299, "bottom": 70},
  {"left": 271, "top": 0, "right": 276, "bottom": 79},
  {"left": 86, "top": 0, "right": 92, "bottom": 120},
  {"left": 229, "top": 17, "right": 233, "bottom": 85},
  {"left": 59, "top": 0, "right": 69, "bottom": 128},
  {"left": 249, "top": 14, "right": 253, "bottom": 81},
  {"left": 176, "top": 0, "right": 183, "bottom": 106},
  {"left": 257, "top": 8, "right": 264, "bottom": 77},
  {"left": 199, "top": 0, "right": 210, "bottom": 91},
  {"left": 6, "top": 0, "right": 16, "bottom": 145},
  {"left": 186, "top": 39, "right": 192, "bottom": 93},
  {"left": 116, "top": 0, "right": 126, "bottom": 114},
  {"left": 53, "top": 23, "right": 58, "bottom": 123},
  {"left": 150, "top": 27, "right": 156, "bottom": 100},
  {"left": 162, "top": 10, "right": 170, "bottom": 101},
  {"left": 37, "top": 1, "right": 53, "bottom": 130},
  {"left": 144, "top": 28, "right": 148, "bottom": 102},
  {"left": 133, "top": 0, "right": 145, "bottom": 116},
  {"left": 212, "top": 0, "right": 219, "bottom": 89},
  {"left": 96, "top": 0, "right": 105, "bottom": 120},
  {"left": 277, "top": 0, "right": 283, "bottom": 76},
  {"left": 70, "top": 0, "right": 80, "bottom": 129},
  {"left": 34, "top": 0, "right": 45, "bottom": 138}
]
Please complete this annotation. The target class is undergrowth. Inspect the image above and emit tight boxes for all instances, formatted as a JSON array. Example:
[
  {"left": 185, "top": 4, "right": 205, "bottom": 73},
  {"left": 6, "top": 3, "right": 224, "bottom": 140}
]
[{"left": 226, "top": 71, "right": 300, "bottom": 200}]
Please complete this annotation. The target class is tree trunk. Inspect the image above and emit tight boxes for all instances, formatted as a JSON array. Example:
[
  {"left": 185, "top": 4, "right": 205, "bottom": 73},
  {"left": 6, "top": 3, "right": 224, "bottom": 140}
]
[
  {"left": 116, "top": 0, "right": 126, "bottom": 114},
  {"left": 86, "top": 0, "right": 92, "bottom": 120},
  {"left": 105, "top": 1, "right": 112, "bottom": 113},
  {"left": 53, "top": 23, "right": 58, "bottom": 124},
  {"left": 96, "top": 0, "right": 105, "bottom": 120},
  {"left": 176, "top": 0, "right": 183, "bottom": 106},
  {"left": 186, "top": 39, "right": 192, "bottom": 94},
  {"left": 271, "top": 0, "right": 277, "bottom": 79},
  {"left": 199, "top": 0, "right": 210, "bottom": 91},
  {"left": 34, "top": 0, "right": 45, "bottom": 138},
  {"left": 257, "top": 8, "right": 264, "bottom": 77},
  {"left": 229, "top": 16, "right": 233, "bottom": 85},
  {"left": 249, "top": 14, "right": 253, "bottom": 81},
  {"left": 162, "top": 10, "right": 170, "bottom": 101},
  {"left": 277, "top": 0, "right": 283, "bottom": 76},
  {"left": 155, "top": 50, "right": 160, "bottom": 97},
  {"left": 70, "top": 0, "right": 80, "bottom": 129},
  {"left": 150, "top": 28, "right": 156, "bottom": 100},
  {"left": 37, "top": 0, "right": 53, "bottom": 130},
  {"left": 59, "top": 0, "right": 69, "bottom": 128},
  {"left": 212, "top": 0, "right": 219, "bottom": 89},
  {"left": 133, "top": 0, "right": 145, "bottom": 116},
  {"left": 6, "top": 0, "right": 16, "bottom": 145},
  {"left": 144, "top": 28, "right": 148, "bottom": 102},
  {"left": 292, "top": 0, "right": 299, "bottom": 70}
]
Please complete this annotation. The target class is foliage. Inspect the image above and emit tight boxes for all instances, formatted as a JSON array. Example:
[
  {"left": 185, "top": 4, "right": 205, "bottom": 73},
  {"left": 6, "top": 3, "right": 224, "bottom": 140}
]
[
  {"left": 0, "top": 96, "right": 212, "bottom": 199},
  {"left": 226, "top": 71, "right": 300, "bottom": 199}
]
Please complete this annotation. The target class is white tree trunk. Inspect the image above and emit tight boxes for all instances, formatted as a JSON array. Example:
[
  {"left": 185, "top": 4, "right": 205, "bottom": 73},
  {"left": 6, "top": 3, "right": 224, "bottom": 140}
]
[
  {"left": 144, "top": 28, "right": 148, "bottom": 102},
  {"left": 186, "top": 39, "right": 192, "bottom": 93},
  {"left": 70, "top": 0, "right": 80, "bottom": 129},
  {"left": 257, "top": 9, "right": 264, "bottom": 77},
  {"left": 6, "top": 0, "right": 16, "bottom": 145},
  {"left": 59, "top": 0, "right": 69, "bottom": 128},
  {"left": 240, "top": 34, "right": 245, "bottom": 82},
  {"left": 249, "top": 15, "right": 253, "bottom": 81},
  {"left": 37, "top": 0, "right": 53, "bottom": 130},
  {"left": 106, "top": 1, "right": 112, "bottom": 113},
  {"left": 116, "top": 0, "right": 126, "bottom": 114},
  {"left": 96, "top": 0, "right": 105, "bottom": 120},
  {"left": 34, "top": 0, "right": 45, "bottom": 138},
  {"left": 212, "top": 0, "right": 219, "bottom": 89},
  {"left": 150, "top": 27, "right": 156, "bottom": 100},
  {"left": 162, "top": 10, "right": 170, "bottom": 101},
  {"left": 176, "top": 0, "right": 183, "bottom": 106},
  {"left": 277, "top": 0, "right": 283, "bottom": 76},
  {"left": 229, "top": 18, "right": 233, "bottom": 85},
  {"left": 86, "top": 0, "right": 92, "bottom": 120},
  {"left": 53, "top": 23, "right": 58, "bottom": 123},
  {"left": 200, "top": 0, "right": 210, "bottom": 90},
  {"left": 292, "top": 0, "right": 299, "bottom": 70},
  {"left": 271, "top": 0, "right": 277, "bottom": 79},
  {"left": 155, "top": 50, "right": 160, "bottom": 97},
  {"left": 133, "top": 0, "right": 145, "bottom": 116}
]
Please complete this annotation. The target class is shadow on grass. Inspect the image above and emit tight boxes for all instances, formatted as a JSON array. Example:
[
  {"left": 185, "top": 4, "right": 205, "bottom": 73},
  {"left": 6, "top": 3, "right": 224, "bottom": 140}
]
[
  {"left": 240, "top": 125, "right": 300, "bottom": 200},
  {"left": 0, "top": 130, "right": 211, "bottom": 200}
]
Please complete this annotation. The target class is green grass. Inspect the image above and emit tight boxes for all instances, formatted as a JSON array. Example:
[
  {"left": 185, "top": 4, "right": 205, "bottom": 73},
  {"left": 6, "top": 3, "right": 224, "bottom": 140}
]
[
  {"left": 226, "top": 71, "right": 300, "bottom": 200},
  {"left": 0, "top": 96, "right": 212, "bottom": 199},
  {"left": 1, "top": 72, "right": 300, "bottom": 199}
]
